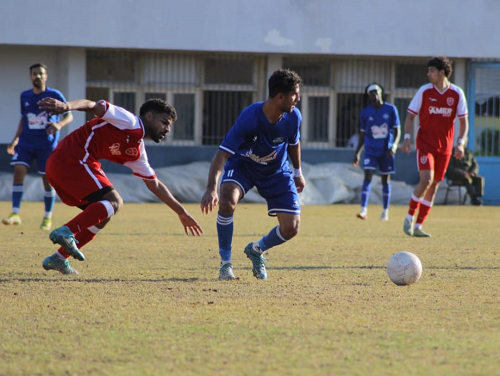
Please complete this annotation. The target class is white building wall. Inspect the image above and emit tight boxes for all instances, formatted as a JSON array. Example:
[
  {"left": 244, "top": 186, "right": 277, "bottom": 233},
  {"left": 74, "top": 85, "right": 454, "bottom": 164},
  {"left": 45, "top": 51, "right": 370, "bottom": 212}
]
[{"left": 1, "top": 0, "right": 500, "bottom": 58}]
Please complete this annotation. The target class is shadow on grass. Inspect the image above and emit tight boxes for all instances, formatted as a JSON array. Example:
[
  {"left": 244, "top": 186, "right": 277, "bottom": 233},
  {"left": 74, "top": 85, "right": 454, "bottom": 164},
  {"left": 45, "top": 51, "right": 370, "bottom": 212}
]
[
  {"left": 269, "top": 265, "right": 500, "bottom": 271},
  {"left": 0, "top": 277, "right": 202, "bottom": 283},
  {"left": 1, "top": 264, "right": 498, "bottom": 284}
]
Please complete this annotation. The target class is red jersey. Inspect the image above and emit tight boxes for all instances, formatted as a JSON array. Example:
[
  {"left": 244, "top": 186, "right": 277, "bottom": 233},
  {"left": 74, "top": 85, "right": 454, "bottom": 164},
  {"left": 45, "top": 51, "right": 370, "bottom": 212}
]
[
  {"left": 408, "top": 83, "right": 468, "bottom": 155},
  {"left": 57, "top": 100, "right": 156, "bottom": 180}
]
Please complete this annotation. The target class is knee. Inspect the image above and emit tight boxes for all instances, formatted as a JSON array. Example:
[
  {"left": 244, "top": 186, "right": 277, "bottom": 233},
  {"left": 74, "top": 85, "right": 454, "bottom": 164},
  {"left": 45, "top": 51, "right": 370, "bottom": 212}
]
[
  {"left": 107, "top": 195, "right": 123, "bottom": 214},
  {"left": 218, "top": 198, "right": 237, "bottom": 215},
  {"left": 420, "top": 176, "right": 433, "bottom": 188},
  {"left": 281, "top": 220, "right": 300, "bottom": 240}
]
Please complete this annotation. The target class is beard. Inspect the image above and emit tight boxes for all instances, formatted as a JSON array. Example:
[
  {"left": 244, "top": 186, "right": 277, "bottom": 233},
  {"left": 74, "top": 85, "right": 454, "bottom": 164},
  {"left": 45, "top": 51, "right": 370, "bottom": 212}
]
[
  {"left": 33, "top": 79, "right": 43, "bottom": 89},
  {"left": 150, "top": 134, "right": 161, "bottom": 143}
]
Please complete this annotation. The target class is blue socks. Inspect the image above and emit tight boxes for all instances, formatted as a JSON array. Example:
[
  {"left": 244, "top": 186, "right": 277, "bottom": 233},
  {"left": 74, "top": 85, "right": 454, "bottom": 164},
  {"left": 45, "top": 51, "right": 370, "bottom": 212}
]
[
  {"left": 217, "top": 213, "right": 233, "bottom": 262},
  {"left": 382, "top": 183, "right": 391, "bottom": 210},
  {"left": 258, "top": 226, "right": 288, "bottom": 252},
  {"left": 44, "top": 188, "right": 56, "bottom": 216},
  {"left": 12, "top": 184, "right": 23, "bottom": 213},
  {"left": 360, "top": 180, "right": 371, "bottom": 209}
]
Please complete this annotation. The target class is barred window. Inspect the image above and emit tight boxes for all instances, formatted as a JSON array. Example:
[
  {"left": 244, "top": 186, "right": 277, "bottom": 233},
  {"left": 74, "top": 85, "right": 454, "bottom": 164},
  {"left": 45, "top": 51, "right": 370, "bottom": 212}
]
[
  {"left": 204, "top": 58, "right": 254, "bottom": 85},
  {"left": 283, "top": 58, "right": 331, "bottom": 87},
  {"left": 173, "top": 93, "right": 195, "bottom": 142},
  {"left": 395, "top": 63, "right": 427, "bottom": 89},
  {"left": 202, "top": 91, "right": 253, "bottom": 145},
  {"left": 474, "top": 67, "right": 500, "bottom": 156}
]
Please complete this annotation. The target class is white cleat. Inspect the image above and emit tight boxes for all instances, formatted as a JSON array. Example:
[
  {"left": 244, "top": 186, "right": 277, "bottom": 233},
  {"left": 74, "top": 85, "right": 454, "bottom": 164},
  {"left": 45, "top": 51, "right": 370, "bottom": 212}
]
[
  {"left": 403, "top": 218, "right": 414, "bottom": 236},
  {"left": 379, "top": 210, "right": 389, "bottom": 221},
  {"left": 356, "top": 210, "right": 367, "bottom": 220}
]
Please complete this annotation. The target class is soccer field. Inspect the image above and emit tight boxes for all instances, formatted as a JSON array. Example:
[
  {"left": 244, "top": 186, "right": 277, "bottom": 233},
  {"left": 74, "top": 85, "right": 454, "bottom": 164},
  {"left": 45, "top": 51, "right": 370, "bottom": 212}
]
[{"left": 1, "top": 201, "right": 499, "bottom": 376}]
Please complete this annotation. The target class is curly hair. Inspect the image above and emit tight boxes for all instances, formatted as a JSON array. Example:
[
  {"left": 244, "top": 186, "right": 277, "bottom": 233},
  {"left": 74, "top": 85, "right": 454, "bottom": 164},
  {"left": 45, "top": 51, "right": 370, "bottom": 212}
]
[
  {"left": 139, "top": 98, "right": 177, "bottom": 121},
  {"left": 268, "top": 68, "right": 303, "bottom": 98},
  {"left": 427, "top": 56, "right": 453, "bottom": 78}
]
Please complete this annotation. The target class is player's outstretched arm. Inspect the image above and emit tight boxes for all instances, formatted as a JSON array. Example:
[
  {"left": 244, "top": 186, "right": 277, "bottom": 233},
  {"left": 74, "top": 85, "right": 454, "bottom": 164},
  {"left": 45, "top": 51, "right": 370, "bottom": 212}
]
[
  {"left": 200, "top": 150, "right": 230, "bottom": 214},
  {"left": 143, "top": 178, "right": 203, "bottom": 236},
  {"left": 38, "top": 98, "right": 106, "bottom": 118}
]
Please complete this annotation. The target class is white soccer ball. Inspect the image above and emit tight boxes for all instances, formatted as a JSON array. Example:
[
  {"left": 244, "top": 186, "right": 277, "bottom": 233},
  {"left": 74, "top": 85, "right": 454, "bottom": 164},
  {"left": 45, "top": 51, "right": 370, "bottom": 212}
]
[{"left": 386, "top": 251, "right": 423, "bottom": 286}]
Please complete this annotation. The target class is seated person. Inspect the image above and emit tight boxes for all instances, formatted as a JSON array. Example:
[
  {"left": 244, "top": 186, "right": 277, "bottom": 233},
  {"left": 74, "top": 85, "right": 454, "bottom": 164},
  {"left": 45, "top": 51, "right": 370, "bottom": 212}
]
[{"left": 446, "top": 146, "right": 484, "bottom": 205}]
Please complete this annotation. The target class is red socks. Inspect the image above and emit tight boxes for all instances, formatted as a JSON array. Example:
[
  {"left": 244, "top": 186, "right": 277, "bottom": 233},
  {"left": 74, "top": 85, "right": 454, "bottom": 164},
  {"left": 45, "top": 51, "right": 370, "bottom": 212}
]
[
  {"left": 416, "top": 201, "right": 432, "bottom": 226},
  {"left": 65, "top": 201, "right": 113, "bottom": 234},
  {"left": 407, "top": 194, "right": 421, "bottom": 216}
]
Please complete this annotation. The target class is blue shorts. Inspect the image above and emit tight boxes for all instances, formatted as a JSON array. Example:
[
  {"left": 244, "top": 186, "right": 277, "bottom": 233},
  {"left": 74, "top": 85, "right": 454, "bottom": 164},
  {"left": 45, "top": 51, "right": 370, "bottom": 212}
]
[
  {"left": 221, "top": 159, "right": 301, "bottom": 216},
  {"left": 10, "top": 144, "right": 54, "bottom": 174},
  {"left": 363, "top": 153, "right": 395, "bottom": 175}
]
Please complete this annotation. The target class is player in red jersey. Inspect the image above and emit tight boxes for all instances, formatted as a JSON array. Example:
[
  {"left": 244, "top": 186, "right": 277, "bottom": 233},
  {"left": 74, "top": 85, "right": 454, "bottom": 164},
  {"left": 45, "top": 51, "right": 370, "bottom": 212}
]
[
  {"left": 401, "top": 57, "right": 469, "bottom": 237},
  {"left": 37, "top": 97, "right": 203, "bottom": 274}
]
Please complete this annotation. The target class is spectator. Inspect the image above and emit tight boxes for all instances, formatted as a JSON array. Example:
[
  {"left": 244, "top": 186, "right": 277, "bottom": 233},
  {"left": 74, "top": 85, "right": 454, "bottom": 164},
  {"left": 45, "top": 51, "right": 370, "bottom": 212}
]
[{"left": 446, "top": 146, "right": 484, "bottom": 205}]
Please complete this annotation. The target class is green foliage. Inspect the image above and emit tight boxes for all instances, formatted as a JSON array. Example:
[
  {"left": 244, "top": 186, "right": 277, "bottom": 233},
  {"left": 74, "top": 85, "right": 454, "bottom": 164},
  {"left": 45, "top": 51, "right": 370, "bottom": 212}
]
[{"left": 1, "top": 202, "right": 499, "bottom": 376}]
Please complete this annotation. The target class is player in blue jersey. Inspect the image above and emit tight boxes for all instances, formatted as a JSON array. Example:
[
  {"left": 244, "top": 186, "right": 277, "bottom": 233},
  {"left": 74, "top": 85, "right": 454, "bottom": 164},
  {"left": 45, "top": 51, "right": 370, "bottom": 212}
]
[
  {"left": 2, "top": 63, "right": 73, "bottom": 230},
  {"left": 200, "top": 69, "right": 306, "bottom": 280},
  {"left": 352, "top": 83, "right": 401, "bottom": 221}
]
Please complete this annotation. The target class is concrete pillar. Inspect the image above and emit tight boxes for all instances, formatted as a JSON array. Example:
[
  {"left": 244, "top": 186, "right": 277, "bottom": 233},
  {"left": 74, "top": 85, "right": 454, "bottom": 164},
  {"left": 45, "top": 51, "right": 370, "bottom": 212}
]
[{"left": 57, "top": 48, "right": 87, "bottom": 136}]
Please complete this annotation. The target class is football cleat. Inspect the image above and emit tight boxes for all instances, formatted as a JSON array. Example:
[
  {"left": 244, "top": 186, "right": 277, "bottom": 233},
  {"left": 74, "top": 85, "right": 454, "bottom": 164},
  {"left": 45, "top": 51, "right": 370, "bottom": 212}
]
[
  {"left": 2, "top": 213, "right": 21, "bottom": 225},
  {"left": 49, "top": 226, "right": 85, "bottom": 261},
  {"left": 403, "top": 218, "right": 414, "bottom": 237},
  {"left": 218, "top": 262, "right": 236, "bottom": 280},
  {"left": 356, "top": 210, "right": 367, "bottom": 220},
  {"left": 413, "top": 227, "right": 431, "bottom": 238},
  {"left": 244, "top": 242, "right": 268, "bottom": 280},
  {"left": 379, "top": 210, "right": 389, "bottom": 221},
  {"left": 40, "top": 217, "right": 52, "bottom": 231},
  {"left": 43, "top": 254, "right": 79, "bottom": 275}
]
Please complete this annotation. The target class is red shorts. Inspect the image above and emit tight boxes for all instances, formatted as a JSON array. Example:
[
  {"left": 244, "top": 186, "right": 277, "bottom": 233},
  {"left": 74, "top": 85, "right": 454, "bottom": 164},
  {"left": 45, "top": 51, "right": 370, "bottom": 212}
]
[
  {"left": 416, "top": 148, "right": 451, "bottom": 182},
  {"left": 46, "top": 148, "right": 113, "bottom": 207}
]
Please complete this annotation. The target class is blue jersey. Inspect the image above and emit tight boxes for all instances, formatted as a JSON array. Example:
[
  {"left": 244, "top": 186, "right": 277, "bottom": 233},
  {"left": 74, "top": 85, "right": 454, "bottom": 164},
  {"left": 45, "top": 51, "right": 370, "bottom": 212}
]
[
  {"left": 19, "top": 87, "right": 68, "bottom": 149},
  {"left": 219, "top": 102, "right": 301, "bottom": 177},
  {"left": 360, "top": 103, "right": 400, "bottom": 157}
]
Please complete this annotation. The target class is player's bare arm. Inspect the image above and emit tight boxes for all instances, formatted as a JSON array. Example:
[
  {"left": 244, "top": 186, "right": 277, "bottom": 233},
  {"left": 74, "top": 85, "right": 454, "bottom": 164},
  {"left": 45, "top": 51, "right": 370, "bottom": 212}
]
[
  {"left": 454, "top": 117, "right": 469, "bottom": 160},
  {"left": 402, "top": 113, "right": 416, "bottom": 154},
  {"left": 287, "top": 142, "right": 306, "bottom": 193},
  {"left": 201, "top": 150, "right": 230, "bottom": 214},
  {"left": 143, "top": 178, "right": 203, "bottom": 236},
  {"left": 353, "top": 131, "right": 365, "bottom": 168},
  {"left": 38, "top": 98, "right": 106, "bottom": 118},
  {"left": 7, "top": 118, "right": 23, "bottom": 155},
  {"left": 389, "top": 126, "right": 401, "bottom": 158}
]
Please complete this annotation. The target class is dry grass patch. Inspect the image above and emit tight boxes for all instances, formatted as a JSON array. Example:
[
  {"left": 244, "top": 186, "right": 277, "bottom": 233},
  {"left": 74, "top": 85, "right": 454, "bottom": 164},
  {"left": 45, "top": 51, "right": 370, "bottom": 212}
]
[{"left": 0, "top": 201, "right": 499, "bottom": 375}]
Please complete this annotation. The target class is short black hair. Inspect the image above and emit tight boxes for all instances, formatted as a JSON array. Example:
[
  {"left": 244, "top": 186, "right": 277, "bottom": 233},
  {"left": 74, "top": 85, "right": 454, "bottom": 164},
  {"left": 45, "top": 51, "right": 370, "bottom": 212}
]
[
  {"left": 427, "top": 56, "right": 453, "bottom": 78},
  {"left": 139, "top": 98, "right": 177, "bottom": 121},
  {"left": 29, "top": 63, "right": 48, "bottom": 73},
  {"left": 268, "top": 68, "right": 303, "bottom": 98}
]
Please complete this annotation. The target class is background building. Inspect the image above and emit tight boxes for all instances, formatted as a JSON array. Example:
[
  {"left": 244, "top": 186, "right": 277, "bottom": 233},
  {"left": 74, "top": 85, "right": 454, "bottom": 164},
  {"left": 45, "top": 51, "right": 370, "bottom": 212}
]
[{"left": 1, "top": 0, "right": 499, "bottom": 203}]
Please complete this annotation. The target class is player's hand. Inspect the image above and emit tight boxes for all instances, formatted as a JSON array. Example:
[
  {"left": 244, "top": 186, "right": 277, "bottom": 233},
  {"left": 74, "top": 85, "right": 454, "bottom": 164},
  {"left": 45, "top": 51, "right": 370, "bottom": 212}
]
[
  {"left": 46, "top": 122, "right": 61, "bottom": 135},
  {"left": 38, "top": 97, "right": 68, "bottom": 115},
  {"left": 294, "top": 175, "right": 306, "bottom": 193},
  {"left": 6, "top": 140, "right": 18, "bottom": 155},
  {"left": 454, "top": 144, "right": 465, "bottom": 160},
  {"left": 352, "top": 155, "right": 360, "bottom": 168},
  {"left": 200, "top": 190, "right": 219, "bottom": 214},
  {"left": 402, "top": 139, "right": 411, "bottom": 154},
  {"left": 178, "top": 212, "right": 203, "bottom": 236}
]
